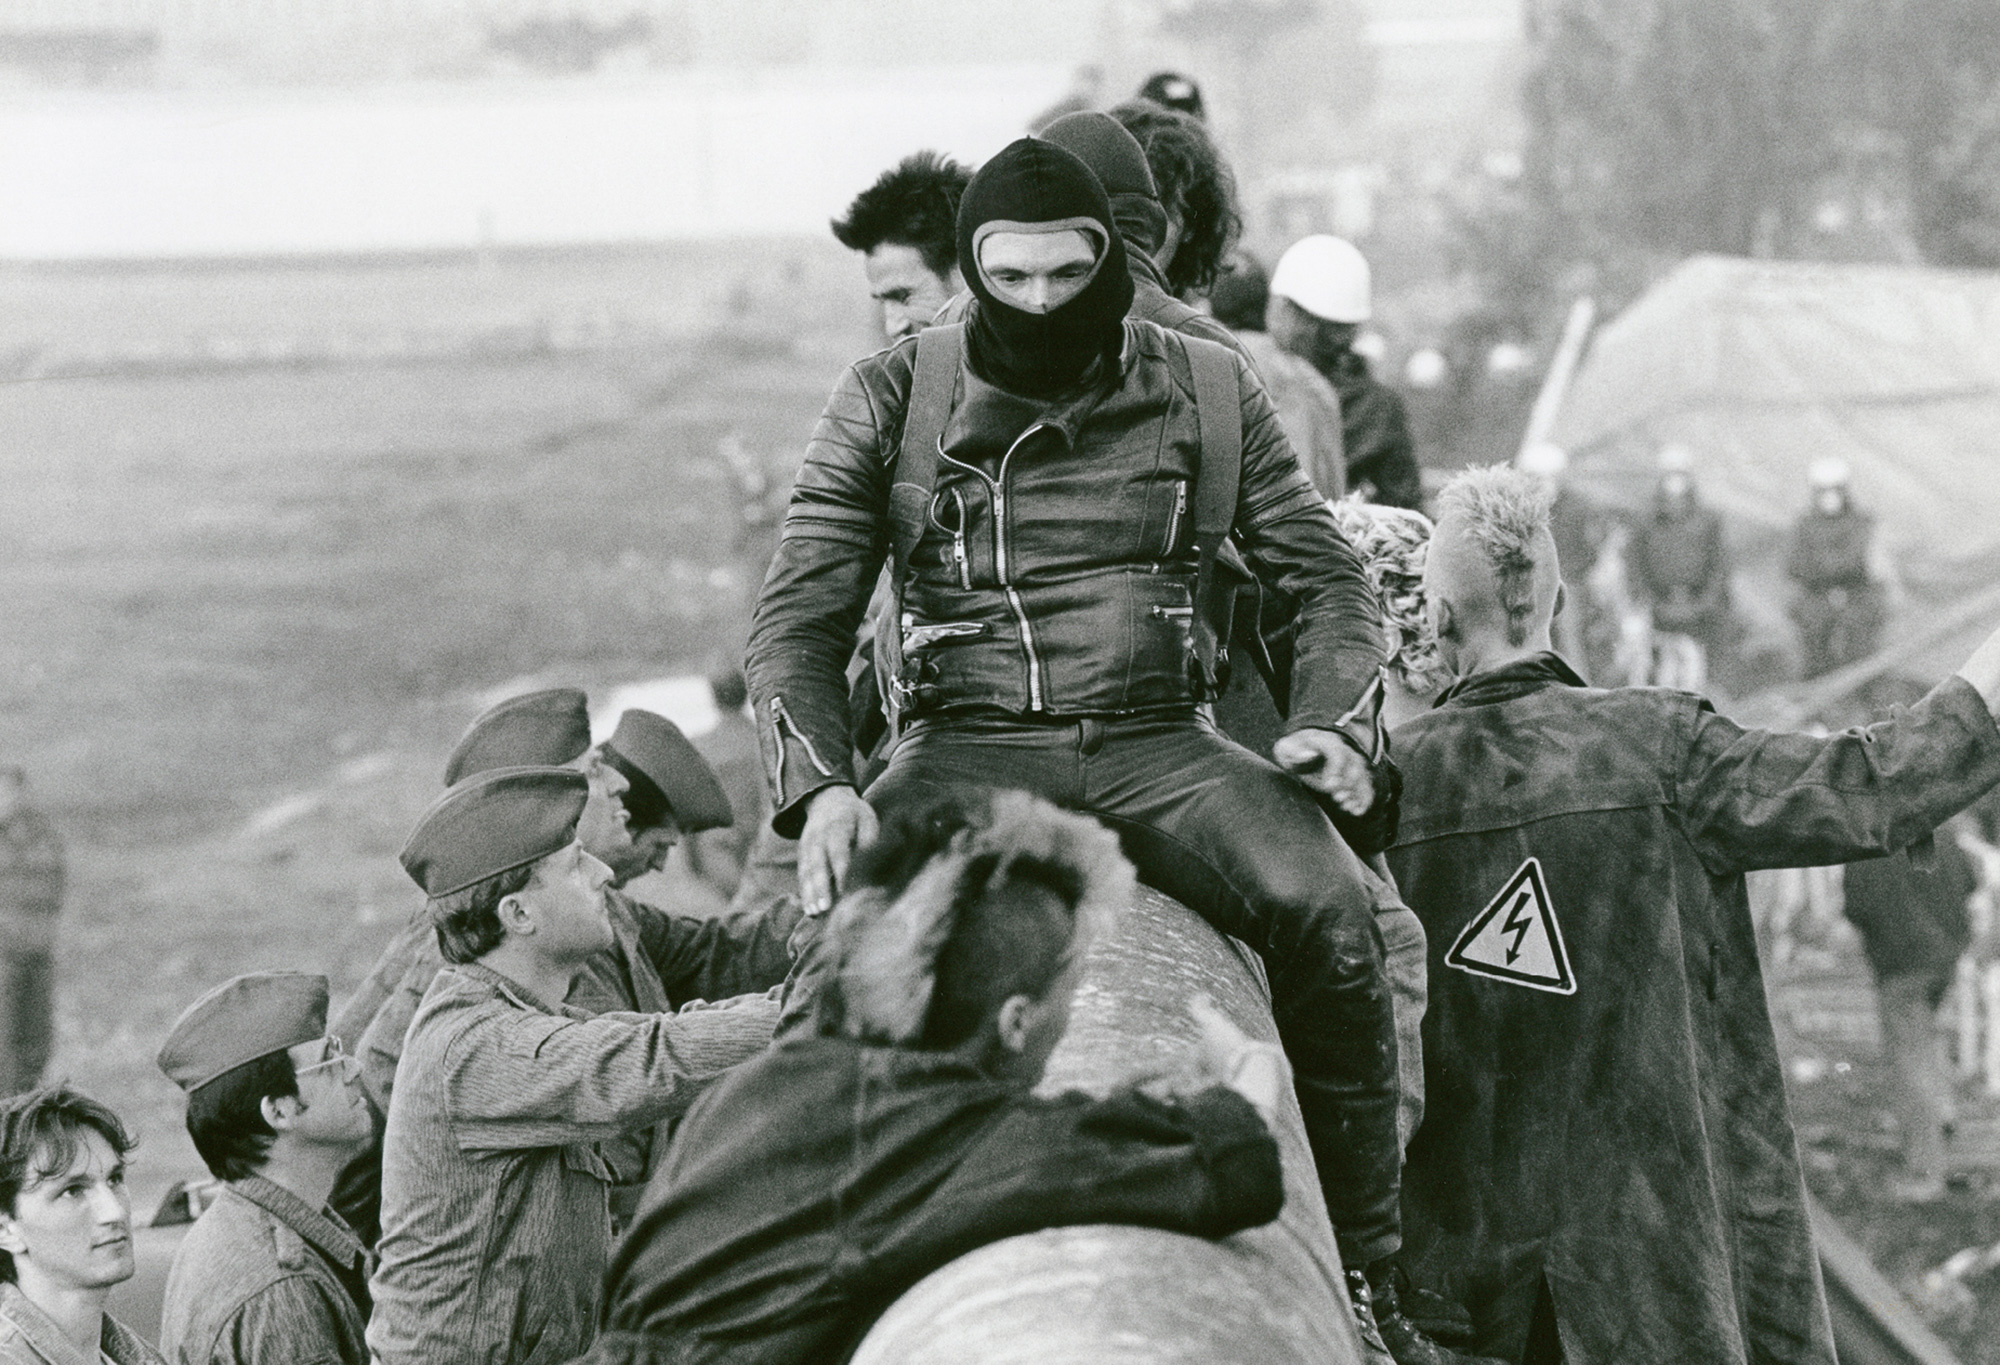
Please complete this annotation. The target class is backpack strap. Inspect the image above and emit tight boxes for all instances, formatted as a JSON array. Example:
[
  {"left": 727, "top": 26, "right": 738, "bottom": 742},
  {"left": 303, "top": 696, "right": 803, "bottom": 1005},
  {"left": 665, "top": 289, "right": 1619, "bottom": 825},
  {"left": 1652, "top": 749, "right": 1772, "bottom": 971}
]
[
  {"left": 874, "top": 323, "right": 964, "bottom": 736},
  {"left": 1179, "top": 332, "right": 1244, "bottom": 694}
]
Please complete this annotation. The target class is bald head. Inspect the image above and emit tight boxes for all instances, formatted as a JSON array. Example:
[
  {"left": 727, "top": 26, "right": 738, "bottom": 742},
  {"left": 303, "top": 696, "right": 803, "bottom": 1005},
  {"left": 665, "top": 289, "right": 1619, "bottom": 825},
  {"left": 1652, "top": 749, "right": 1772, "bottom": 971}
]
[{"left": 1425, "top": 465, "right": 1563, "bottom": 673}]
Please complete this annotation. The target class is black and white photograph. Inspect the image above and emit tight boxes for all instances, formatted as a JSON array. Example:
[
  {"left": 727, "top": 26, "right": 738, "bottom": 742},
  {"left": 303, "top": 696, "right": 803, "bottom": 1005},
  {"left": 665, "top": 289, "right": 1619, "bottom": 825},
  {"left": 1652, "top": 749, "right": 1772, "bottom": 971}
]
[{"left": 3, "top": 2, "right": 2000, "bottom": 1362}]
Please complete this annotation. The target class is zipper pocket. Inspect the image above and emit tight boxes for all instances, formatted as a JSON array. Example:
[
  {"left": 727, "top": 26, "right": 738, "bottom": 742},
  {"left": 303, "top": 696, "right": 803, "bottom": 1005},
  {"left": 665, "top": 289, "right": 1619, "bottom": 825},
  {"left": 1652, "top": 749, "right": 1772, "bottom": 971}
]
[
  {"left": 1165, "top": 480, "right": 1188, "bottom": 552},
  {"left": 901, "top": 620, "right": 987, "bottom": 651},
  {"left": 950, "top": 490, "right": 971, "bottom": 588},
  {"left": 1151, "top": 606, "right": 1195, "bottom": 622}
]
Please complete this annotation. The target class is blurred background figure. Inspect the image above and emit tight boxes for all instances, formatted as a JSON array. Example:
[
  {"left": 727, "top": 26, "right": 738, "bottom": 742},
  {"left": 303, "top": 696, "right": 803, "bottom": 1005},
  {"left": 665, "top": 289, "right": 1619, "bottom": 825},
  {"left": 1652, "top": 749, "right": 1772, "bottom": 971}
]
[
  {"left": 1267, "top": 235, "right": 1422, "bottom": 509},
  {"left": 681, "top": 667, "right": 764, "bottom": 903},
  {"left": 1135, "top": 69, "right": 1205, "bottom": 120},
  {"left": 829, "top": 152, "right": 972, "bottom": 343},
  {"left": 1211, "top": 254, "right": 1345, "bottom": 500},
  {"left": 1108, "top": 100, "right": 1241, "bottom": 308},
  {"left": 1626, "top": 444, "right": 1733, "bottom": 690},
  {"left": 1840, "top": 815, "right": 1978, "bottom": 1202},
  {"left": 1516, "top": 442, "right": 1611, "bottom": 677},
  {"left": 1788, "top": 457, "right": 1890, "bottom": 678},
  {"left": 0, "top": 769, "right": 60, "bottom": 1098}
]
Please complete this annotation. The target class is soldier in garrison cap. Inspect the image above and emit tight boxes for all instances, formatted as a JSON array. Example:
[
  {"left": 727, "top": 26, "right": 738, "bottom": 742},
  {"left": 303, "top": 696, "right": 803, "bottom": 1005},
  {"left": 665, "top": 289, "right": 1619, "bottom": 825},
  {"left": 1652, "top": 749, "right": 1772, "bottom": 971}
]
[
  {"left": 157, "top": 973, "right": 374, "bottom": 1365},
  {"left": 368, "top": 768, "right": 776, "bottom": 1365},
  {"left": 330, "top": 692, "right": 797, "bottom": 1243}
]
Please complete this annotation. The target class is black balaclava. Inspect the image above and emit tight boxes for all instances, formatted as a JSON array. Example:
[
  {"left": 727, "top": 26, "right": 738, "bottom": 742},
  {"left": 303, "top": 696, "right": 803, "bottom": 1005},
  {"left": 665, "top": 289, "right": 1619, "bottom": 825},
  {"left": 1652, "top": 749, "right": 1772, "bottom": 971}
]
[
  {"left": 1038, "top": 111, "right": 1169, "bottom": 258},
  {"left": 957, "top": 137, "right": 1134, "bottom": 400}
]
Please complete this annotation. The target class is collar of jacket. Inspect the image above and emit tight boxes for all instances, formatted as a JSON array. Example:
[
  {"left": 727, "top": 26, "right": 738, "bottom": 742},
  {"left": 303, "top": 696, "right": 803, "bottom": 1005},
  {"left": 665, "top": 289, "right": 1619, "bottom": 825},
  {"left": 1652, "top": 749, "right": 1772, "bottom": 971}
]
[
  {"left": 448, "top": 962, "right": 591, "bottom": 1021},
  {"left": 227, "top": 1176, "right": 370, "bottom": 1278},
  {"left": 944, "top": 321, "right": 1146, "bottom": 458},
  {"left": 0, "top": 1282, "right": 154, "bottom": 1365},
  {"left": 1434, "top": 651, "right": 1588, "bottom": 709}
]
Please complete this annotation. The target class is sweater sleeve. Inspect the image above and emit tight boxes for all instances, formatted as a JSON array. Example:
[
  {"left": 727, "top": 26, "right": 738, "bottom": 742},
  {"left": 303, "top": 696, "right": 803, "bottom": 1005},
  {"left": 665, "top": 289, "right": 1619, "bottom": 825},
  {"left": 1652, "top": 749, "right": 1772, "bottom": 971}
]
[{"left": 859, "top": 1084, "right": 1281, "bottom": 1294}]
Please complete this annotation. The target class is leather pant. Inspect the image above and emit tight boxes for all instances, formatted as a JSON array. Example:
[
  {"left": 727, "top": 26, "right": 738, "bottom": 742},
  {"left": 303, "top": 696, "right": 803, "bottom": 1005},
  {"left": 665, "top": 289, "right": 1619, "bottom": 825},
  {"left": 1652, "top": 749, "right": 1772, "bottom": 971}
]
[{"left": 782, "top": 709, "right": 1403, "bottom": 1266}]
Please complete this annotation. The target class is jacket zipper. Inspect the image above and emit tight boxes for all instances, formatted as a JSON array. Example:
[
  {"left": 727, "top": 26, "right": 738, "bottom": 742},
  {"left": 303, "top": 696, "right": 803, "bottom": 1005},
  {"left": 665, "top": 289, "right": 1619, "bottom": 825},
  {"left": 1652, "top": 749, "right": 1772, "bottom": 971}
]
[
  {"left": 949, "top": 488, "right": 971, "bottom": 588},
  {"left": 940, "top": 424, "right": 1050, "bottom": 711},
  {"left": 767, "top": 696, "right": 834, "bottom": 807},
  {"left": 1165, "top": 479, "right": 1187, "bottom": 552}
]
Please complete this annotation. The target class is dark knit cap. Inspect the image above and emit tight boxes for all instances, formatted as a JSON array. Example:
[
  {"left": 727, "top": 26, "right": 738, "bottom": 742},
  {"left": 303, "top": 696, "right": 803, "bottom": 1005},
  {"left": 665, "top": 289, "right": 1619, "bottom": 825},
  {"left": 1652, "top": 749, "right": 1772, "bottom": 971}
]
[{"left": 1039, "top": 111, "right": 1168, "bottom": 256}]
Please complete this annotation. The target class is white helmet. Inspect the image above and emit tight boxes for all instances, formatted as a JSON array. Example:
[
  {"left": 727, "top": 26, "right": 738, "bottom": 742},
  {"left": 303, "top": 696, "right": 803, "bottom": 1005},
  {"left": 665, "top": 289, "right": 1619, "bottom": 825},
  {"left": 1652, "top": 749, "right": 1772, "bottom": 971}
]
[
  {"left": 1807, "top": 456, "right": 1850, "bottom": 489},
  {"left": 1518, "top": 442, "right": 1569, "bottom": 478},
  {"left": 1270, "top": 235, "right": 1372, "bottom": 323}
]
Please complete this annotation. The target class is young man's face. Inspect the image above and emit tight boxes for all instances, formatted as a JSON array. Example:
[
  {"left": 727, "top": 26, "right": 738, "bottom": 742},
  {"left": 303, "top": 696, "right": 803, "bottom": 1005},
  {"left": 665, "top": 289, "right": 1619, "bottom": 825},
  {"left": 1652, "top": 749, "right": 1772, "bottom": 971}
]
[
  {"left": 977, "top": 229, "right": 1098, "bottom": 314},
  {"left": 516, "top": 841, "right": 616, "bottom": 962},
  {"left": 619, "top": 814, "right": 683, "bottom": 884},
  {"left": 283, "top": 1037, "right": 374, "bottom": 1147},
  {"left": 577, "top": 752, "right": 636, "bottom": 875},
  {"left": 0, "top": 1130, "right": 132, "bottom": 1295},
  {"left": 864, "top": 243, "right": 959, "bottom": 342}
]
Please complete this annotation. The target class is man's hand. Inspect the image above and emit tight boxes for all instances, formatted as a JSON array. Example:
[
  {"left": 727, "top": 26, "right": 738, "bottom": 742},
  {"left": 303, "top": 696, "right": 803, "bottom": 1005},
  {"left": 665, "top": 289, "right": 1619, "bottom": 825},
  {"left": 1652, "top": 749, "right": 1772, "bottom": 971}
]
[
  {"left": 1272, "top": 727, "right": 1375, "bottom": 816},
  {"left": 798, "top": 785, "right": 877, "bottom": 917},
  {"left": 1189, "top": 994, "right": 1287, "bottom": 1120}
]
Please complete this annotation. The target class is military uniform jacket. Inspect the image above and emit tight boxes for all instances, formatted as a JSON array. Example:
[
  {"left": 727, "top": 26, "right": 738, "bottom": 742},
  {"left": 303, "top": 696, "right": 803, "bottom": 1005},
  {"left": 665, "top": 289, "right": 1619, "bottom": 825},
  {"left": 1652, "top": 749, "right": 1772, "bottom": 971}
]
[
  {"left": 0, "top": 1284, "right": 161, "bottom": 1365},
  {"left": 159, "top": 1178, "right": 370, "bottom": 1365},
  {"left": 368, "top": 964, "right": 776, "bottom": 1365},
  {"left": 1383, "top": 654, "right": 2000, "bottom": 1365}
]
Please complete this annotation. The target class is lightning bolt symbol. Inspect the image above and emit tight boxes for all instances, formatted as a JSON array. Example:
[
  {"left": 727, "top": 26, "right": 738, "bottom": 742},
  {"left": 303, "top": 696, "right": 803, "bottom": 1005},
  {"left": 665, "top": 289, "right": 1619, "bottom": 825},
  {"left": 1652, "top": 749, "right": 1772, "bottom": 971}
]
[{"left": 1500, "top": 890, "right": 1536, "bottom": 964}]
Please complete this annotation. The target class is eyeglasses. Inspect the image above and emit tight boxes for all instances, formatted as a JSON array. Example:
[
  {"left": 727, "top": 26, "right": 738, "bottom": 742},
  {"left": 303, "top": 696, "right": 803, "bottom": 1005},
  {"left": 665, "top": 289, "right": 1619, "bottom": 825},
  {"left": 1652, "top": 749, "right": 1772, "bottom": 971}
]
[{"left": 295, "top": 1036, "right": 361, "bottom": 1082}]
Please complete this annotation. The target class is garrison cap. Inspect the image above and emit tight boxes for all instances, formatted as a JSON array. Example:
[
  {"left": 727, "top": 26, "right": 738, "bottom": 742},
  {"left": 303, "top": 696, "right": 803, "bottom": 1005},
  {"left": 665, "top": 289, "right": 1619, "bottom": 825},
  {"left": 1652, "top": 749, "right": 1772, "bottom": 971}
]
[
  {"left": 442, "top": 688, "right": 591, "bottom": 786},
  {"left": 400, "top": 765, "right": 588, "bottom": 897},
  {"left": 600, "top": 710, "right": 734, "bottom": 834},
  {"left": 158, "top": 971, "right": 329, "bottom": 1094}
]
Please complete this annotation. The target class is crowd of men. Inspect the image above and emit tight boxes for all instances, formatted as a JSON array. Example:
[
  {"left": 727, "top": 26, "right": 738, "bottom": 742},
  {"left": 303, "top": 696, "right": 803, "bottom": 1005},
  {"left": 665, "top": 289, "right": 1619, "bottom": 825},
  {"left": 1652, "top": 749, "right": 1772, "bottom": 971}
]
[{"left": 0, "top": 69, "right": 1996, "bottom": 1365}]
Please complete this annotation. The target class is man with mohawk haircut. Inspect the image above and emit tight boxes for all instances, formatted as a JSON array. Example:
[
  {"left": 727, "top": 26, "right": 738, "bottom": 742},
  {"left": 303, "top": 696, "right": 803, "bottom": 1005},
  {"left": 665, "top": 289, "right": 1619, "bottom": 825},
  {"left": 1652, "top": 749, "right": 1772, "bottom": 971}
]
[
  {"left": 582, "top": 792, "right": 1286, "bottom": 1365},
  {"left": 1383, "top": 464, "right": 2000, "bottom": 1365}
]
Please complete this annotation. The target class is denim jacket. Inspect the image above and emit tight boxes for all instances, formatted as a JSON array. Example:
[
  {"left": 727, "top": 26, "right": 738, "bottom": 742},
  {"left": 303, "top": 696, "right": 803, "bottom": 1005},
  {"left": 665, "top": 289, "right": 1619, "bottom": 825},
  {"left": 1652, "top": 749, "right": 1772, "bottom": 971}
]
[
  {"left": 159, "top": 1178, "right": 369, "bottom": 1365},
  {"left": 0, "top": 1283, "right": 162, "bottom": 1365}
]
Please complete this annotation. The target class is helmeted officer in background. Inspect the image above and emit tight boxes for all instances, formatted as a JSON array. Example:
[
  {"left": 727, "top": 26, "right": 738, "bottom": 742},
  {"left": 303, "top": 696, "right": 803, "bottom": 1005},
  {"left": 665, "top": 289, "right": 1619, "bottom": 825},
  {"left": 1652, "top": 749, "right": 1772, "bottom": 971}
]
[
  {"left": 1787, "top": 456, "right": 1889, "bottom": 677},
  {"left": 748, "top": 136, "right": 1479, "bottom": 1363},
  {"left": 0, "top": 769, "right": 61, "bottom": 1097},
  {"left": 158, "top": 973, "right": 374, "bottom": 1365},
  {"left": 1267, "top": 236, "right": 1423, "bottom": 510},
  {"left": 1385, "top": 463, "right": 2000, "bottom": 1365},
  {"left": 1627, "top": 443, "right": 1734, "bottom": 674}
]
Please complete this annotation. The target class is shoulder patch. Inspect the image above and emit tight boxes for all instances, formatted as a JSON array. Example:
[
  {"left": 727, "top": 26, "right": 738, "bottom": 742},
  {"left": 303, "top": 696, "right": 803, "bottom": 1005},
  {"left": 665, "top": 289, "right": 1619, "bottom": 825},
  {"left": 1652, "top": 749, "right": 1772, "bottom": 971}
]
[{"left": 1444, "top": 857, "right": 1576, "bottom": 995}]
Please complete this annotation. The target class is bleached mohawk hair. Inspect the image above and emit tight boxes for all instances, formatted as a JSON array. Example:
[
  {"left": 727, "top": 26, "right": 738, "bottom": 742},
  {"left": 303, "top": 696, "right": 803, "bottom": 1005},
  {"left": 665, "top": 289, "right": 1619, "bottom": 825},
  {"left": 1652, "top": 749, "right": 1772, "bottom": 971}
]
[
  {"left": 1435, "top": 463, "right": 1557, "bottom": 647},
  {"left": 1331, "top": 495, "right": 1443, "bottom": 692}
]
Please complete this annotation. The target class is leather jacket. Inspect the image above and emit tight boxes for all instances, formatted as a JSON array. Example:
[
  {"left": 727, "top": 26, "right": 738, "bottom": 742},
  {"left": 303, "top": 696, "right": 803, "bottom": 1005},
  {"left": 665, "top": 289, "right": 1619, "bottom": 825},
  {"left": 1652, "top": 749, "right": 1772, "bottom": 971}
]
[{"left": 746, "top": 316, "right": 1385, "bottom": 834}]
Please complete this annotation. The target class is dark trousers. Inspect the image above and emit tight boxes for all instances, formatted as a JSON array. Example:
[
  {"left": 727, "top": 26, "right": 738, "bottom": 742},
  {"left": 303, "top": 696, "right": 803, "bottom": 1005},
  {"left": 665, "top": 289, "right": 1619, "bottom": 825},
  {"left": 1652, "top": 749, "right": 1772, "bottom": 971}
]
[{"left": 783, "top": 711, "right": 1402, "bottom": 1266}]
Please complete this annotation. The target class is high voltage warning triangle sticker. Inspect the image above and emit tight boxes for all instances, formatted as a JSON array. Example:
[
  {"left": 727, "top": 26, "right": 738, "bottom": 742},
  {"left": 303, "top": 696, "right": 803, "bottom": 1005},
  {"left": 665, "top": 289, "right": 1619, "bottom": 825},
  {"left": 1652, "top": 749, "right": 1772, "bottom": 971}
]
[{"left": 1444, "top": 857, "right": 1576, "bottom": 995}]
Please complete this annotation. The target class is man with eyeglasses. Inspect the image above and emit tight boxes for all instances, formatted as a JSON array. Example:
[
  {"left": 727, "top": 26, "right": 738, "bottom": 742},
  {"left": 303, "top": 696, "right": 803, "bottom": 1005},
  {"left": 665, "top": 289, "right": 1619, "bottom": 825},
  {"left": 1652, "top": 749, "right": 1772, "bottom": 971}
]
[{"left": 156, "top": 972, "right": 375, "bottom": 1365}]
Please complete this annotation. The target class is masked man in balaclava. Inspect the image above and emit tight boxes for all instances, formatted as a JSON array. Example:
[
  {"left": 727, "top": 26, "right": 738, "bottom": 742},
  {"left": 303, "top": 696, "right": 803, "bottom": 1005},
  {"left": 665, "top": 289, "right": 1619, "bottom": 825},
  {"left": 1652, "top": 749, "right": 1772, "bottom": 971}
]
[{"left": 749, "top": 139, "right": 1480, "bottom": 1362}]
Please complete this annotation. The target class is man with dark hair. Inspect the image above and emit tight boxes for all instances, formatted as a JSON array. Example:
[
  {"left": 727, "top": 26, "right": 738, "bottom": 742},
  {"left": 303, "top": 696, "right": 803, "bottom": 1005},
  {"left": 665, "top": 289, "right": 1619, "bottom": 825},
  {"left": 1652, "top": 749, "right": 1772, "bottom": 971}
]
[
  {"left": 1108, "top": 100, "right": 1241, "bottom": 300},
  {"left": 332, "top": 691, "right": 793, "bottom": 1240},
  {"left": 0, "top": 1086, "right": 158, "bottom": 1365},
  {"left": 580, "top": 793, "right": 1286, "bottom": 1365},
  {"left": 1384, "top": 463, "right": 2000, "bottom": 1365},
  {"left": 157, "top": 973, "right": 374, "bottom": 1365},
  {"left": 830, "top": 151, "right": 973, "bottom": 342},
  {"left": 748, "top": 137, "right": 1450, "bottom": 1358},
  {"left": 369, "top": 767, "right": 776, "bottom": 1365}
]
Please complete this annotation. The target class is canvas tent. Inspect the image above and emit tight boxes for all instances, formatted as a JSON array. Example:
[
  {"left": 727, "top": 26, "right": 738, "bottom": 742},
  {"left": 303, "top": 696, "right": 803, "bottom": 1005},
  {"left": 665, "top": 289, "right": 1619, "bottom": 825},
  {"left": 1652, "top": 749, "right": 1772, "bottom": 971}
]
[{"left": 1551, "top": 254, "right": 2000, "bottom": 587}]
